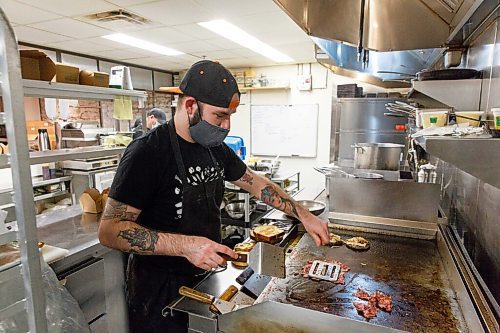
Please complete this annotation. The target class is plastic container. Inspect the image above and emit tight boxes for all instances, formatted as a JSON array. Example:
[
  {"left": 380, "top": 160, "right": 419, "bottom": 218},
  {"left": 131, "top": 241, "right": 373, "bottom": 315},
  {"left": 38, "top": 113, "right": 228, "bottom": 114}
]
[
  {"left": 455, "top": 111, "right": 483, "bottom": 127},
  {"left": 420, "top": 110, "right": 448, "bottom": 128},
  {"left": 224, "top": 136, "right": 246, "bottom": 160},
  {"left": 492, "top": 108, "right": 500, "bottom": 130}
]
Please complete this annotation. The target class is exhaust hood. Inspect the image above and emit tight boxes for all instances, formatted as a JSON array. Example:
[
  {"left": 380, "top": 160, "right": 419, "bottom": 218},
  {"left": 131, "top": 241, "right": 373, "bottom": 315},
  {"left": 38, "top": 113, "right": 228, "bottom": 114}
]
[{"left": 274, "top": 0, "right": 484, "bottom": 87}]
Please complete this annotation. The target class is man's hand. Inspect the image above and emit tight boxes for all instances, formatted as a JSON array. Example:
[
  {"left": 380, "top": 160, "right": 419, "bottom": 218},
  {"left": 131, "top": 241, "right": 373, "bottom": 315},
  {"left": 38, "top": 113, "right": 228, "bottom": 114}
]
[
  {"left": 233, "top": 168, "right": 331, "bottom": 247},
  {"left": 182, "top": 236, "right": 238, "bottom": 271},
  {"left": 300, "top": 213, "right": 330, "bottom": 246}
]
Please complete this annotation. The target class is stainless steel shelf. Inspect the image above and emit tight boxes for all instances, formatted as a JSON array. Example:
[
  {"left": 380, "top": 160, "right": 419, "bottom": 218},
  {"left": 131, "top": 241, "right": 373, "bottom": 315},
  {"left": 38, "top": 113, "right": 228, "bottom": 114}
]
[
  {"left": 0, "top": 112, "right": 5, "bottom": 125},
  {"left": 0, "top": 154, "right": 8, "bottom": 168},
  {"left": 32, "top": 176, "right": 72, "bottom": 187},
  {"left": 415, "top": 135, "right": 500, "bottom": 189},
  {"left": 0, "top": 230, "right": 16, "bottom": 246},
  {"left": 0, "top": 299, "right": 26, "bottom": 318},
  {"left": 20, "top": 79, "right": 148, "bottom": 101},
  {"left": 0, "top": 146, "right": 126, "bottom": 169},
  {"left": 33, "top": 190, "right": 69, "bottom": 201}
]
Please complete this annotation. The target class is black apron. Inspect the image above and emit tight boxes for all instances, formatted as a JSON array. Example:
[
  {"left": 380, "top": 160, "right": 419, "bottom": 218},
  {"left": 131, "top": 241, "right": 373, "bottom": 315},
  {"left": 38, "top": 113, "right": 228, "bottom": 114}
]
[{"left": 127, "top": 119, "right": 225, "bottom": 333}]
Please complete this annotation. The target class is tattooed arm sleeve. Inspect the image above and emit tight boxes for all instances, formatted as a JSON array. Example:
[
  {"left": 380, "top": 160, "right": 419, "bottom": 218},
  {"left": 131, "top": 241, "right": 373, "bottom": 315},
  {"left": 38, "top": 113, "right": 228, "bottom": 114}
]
[
  {"left": 232, "top": 168, "right": 300, "bottom": 219},
  {"left": 98, "top": 197, "right": 186, "bottom": 256}
]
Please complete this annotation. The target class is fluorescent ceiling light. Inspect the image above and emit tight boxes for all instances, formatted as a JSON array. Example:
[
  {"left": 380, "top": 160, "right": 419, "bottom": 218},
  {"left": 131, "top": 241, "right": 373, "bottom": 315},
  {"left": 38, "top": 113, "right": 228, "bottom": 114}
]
[
  {"left": 198, "top": 20, "right": 293, "bottom": 63},
  {"left": 102, "top": 33, "right": 183, "bottom": 56}
]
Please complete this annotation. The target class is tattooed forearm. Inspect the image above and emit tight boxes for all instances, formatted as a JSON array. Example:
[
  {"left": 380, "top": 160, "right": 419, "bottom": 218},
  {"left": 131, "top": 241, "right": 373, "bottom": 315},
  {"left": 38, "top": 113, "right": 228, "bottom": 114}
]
[
  {"left": 102, "top": 198, "right": 139, "bottom": 222},
  {"left": 118, "top": 227, "right": 159, "bottom": 253},
  {"left": 261, "top": 185, "right": 299, "bottom": 218},
  {"left": 239, "top": 169, "right": 254, "bottom": 185}
]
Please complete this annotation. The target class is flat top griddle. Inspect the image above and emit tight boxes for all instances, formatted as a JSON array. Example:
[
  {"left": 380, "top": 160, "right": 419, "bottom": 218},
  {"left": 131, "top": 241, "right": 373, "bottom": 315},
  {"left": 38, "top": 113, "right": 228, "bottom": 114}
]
[{"left": 256, "top": 230, "right": 468, "bottom": 333}]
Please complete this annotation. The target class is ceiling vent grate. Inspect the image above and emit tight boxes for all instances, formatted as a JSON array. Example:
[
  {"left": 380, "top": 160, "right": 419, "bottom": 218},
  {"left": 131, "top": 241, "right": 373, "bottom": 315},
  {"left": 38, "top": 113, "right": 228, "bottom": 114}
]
[{"left": 85, "top": 9, "right": 150, "bottom": 25}]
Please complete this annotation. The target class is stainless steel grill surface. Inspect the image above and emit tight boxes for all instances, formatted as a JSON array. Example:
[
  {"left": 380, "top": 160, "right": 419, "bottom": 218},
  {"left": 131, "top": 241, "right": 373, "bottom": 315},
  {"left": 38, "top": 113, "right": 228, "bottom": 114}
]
[{"left": 256, "top": 230, "right": 468, "bottom": 333}]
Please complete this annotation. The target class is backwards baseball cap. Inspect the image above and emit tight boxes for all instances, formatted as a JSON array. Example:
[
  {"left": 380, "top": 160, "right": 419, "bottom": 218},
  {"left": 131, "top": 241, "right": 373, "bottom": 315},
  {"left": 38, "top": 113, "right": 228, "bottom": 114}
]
[{"left": 160, "top": 60, "right": 240, "bottom": 109}]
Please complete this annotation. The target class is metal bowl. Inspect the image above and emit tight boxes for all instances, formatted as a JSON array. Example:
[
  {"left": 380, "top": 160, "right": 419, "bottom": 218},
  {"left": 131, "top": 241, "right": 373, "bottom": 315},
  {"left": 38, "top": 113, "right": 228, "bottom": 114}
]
[
  {"left": 225, "top": 201, "right": 256, "bottom": 219},
  {"left": 295, "top": 200, "right": 326, "bottom": 216}
]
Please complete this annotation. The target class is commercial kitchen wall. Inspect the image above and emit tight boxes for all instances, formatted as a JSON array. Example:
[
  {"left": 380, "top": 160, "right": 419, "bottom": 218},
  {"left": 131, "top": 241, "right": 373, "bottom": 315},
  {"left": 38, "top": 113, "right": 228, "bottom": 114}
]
[
  {"left": 229, "top": 63, "right": 387, "bottom": 195},
  {"left": 435, "top": 13, "right": 500, "bottom": 304}
]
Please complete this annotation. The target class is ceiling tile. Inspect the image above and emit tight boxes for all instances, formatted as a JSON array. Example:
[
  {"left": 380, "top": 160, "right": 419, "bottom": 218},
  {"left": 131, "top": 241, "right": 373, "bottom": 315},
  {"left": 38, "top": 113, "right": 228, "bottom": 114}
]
[
  {"left": 13, "top": 26, "right": 71, "bottom": 44},
  {"left": 129, "top": 26, "right": 197, "bottom": 44},
  {"left": 90, "top": 48, "right": 153, "bottom": 60},
  {"left": 205, "top": 37, "right": 241, "bottom": 50},
  {"left": 193, "top": 0, "right": 281, "bottom": 17},
  {"left": 169, "top": 23, "right": 220, "bottom": 40},
  {"left": 167, "top": 40, "right": 219, "bottom": 54},
  {"left": 46, "top": 39, "right": 116, "bottom": 53},
  {"left": 128, "top": 0, "right": 212, "bottom": 25},
  {"left": 16, "top": 0, "right": 117, "bottom": 17},
  {"left": 29, "top": 18, "right": 112, "bottom": 38},
  {"left": 193, "top": 49, "right": 240, "bottom": 61},
  {"left": 0, "top": 0, "right": 61, "bottom": 25},
  {"left": 106, "top": 0, "right": 158, "bottom": 6}
]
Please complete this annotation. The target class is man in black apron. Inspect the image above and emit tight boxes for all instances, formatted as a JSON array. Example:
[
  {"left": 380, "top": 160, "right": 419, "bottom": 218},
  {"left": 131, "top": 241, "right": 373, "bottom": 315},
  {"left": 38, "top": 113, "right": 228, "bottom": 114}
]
[{"left": 99, "top": 60, "right": 330, "bottom": 333}]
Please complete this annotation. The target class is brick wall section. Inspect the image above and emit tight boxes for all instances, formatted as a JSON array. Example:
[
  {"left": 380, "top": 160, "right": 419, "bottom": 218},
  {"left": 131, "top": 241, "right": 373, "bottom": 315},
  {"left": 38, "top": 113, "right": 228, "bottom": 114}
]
[{"left": 33, "top": 91, "right": 172, "bottom": 130}]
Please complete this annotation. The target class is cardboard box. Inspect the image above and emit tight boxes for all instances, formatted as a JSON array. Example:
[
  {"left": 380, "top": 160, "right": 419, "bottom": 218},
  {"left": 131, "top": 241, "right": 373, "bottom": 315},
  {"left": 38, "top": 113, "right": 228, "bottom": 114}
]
[
  {"left": 79, "top": 70, "right": 110, "bottom": 87},
  {"left": 54, "top": 63, "right": 79, "bottom": 84},
  {"left": 20, "top": 50, "right": 56, "bottom": 81},
  {"left": 93, "top": 72, "right": 109, "bottom": 87}
]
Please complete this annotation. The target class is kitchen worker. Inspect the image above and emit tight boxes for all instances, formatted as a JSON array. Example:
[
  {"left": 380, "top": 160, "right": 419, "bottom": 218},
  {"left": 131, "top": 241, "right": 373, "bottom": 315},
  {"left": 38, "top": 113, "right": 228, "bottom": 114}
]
[
  {"left": 132, "top": 107, "right": 167, "bottom": 139},
  {"left": 98, "top": 60, "right": 330, "bottom": 333}
]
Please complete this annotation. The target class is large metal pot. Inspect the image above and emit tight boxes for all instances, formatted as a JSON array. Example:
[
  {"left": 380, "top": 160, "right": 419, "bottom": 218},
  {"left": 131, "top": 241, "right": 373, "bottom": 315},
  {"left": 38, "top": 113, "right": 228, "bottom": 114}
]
[{"left": 352, "top": 143, "right": 404, "bottom": 171}]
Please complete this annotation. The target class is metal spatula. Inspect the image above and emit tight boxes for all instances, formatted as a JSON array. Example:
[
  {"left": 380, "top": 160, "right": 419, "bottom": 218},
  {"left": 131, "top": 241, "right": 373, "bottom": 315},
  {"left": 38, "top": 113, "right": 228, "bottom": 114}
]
[{"left": 219, "top": 242, "right": 286, "bottom": 278}]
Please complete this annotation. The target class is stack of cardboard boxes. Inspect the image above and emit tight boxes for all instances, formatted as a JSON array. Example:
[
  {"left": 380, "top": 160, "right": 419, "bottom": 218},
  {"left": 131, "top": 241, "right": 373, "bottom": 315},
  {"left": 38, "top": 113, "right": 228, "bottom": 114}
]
[{"left": 20, "top": 50, "right": 109, "bottom": 87}]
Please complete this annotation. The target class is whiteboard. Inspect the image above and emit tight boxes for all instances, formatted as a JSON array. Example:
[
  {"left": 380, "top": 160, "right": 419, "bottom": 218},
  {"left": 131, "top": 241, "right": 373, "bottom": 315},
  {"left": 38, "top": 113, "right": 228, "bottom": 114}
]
[{"left": 251, "top": 104, "right": 318, "bottom": 157}]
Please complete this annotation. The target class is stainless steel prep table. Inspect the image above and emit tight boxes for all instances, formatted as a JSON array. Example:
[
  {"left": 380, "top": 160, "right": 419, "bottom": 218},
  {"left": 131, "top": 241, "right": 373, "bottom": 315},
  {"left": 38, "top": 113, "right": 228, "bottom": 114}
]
[{"left": 35, "top": 205, "right": 128, "bottom": 333}]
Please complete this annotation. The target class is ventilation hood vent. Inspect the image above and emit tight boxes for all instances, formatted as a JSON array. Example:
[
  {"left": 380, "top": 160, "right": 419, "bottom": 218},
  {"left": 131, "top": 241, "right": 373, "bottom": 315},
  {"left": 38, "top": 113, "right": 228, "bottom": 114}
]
[
  {"left": 274, "top": 0, "right": 483, "bottom": 52},
  {"left": 84, "top": 9, "right": 151, "bottom": 25},
  {"left": 274, "top": 0, "right": 485, "bottom": 88}
]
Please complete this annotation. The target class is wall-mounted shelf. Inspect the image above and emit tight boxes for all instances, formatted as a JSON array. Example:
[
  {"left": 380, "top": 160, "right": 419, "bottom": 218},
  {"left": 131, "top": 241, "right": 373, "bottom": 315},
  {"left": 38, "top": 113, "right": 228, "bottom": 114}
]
[
  {"left": 0, "top": 146, "right": 126, "bottom": 169},
  {"left": 0, "top": 79, "right": 148, "bottom": 101},
  {"left": 414, "top": 135, "right": 500, "bottom": 189},
  {"left": 409, "top": 79, "right": 482, "bottom": 110},
  {"left": 239, "top": 85, "right": 290, "bottom": 92}
]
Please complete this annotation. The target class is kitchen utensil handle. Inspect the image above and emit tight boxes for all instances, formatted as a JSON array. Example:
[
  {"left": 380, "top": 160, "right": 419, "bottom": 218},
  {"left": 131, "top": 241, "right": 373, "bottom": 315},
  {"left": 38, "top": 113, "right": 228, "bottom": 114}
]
[
  {"left": 209, "top": 285, "right": 239, "bottom": 313},
  {"left": 179, "top": 286, "right": 214, "bottom": 304},
  {"left": 218, "top": 252, "right": 248, "bottom": 263}
]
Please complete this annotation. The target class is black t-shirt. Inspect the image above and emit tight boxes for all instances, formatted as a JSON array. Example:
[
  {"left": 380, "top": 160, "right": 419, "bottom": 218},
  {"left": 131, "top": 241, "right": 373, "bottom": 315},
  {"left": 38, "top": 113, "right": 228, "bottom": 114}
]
[{"left": 109, "top": 123, "right": 247, "bottom": 232}]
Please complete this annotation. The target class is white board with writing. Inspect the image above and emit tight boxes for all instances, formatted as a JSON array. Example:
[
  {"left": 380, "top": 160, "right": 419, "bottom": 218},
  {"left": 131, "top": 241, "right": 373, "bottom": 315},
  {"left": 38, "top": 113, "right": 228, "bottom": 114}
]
[{"left": 251, "top": 104, "right": 318, "bottom": 157}]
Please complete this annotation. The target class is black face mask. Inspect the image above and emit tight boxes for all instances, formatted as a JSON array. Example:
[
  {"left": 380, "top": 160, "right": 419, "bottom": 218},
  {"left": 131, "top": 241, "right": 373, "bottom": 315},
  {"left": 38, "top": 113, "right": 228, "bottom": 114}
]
[{"left": 188, "top": 101, "right": 229, "bottom": 148}]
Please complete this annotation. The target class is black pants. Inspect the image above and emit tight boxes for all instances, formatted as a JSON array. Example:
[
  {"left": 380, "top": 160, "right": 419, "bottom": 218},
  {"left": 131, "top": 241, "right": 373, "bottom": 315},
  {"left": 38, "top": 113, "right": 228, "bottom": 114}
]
[{"left": 126, "top": 256, "right": 201, "bottom": 333}]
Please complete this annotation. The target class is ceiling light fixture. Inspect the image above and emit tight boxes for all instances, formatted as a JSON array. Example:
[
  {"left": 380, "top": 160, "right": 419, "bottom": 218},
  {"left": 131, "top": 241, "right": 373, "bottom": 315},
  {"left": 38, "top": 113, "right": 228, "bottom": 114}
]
[
  {"left": 101, "top": 33, "right": 184, "bottom": 56},
  {"left": 198, "top": 20, "right": 293, "bottom": 63}
]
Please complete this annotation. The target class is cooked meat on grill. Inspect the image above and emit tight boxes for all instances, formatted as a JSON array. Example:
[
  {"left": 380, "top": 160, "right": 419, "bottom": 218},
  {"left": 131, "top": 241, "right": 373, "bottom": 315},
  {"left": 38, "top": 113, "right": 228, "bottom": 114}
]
[
  {"left": 354, "top": 288, "right": 371, "bottom": 300},
  {"left": 353, "top": 288, "right": 393, "bottom": 318},
  {"left": 363, "top": 304, "right": 379, "bottom": 319},
  {"left": 329, "top": 233, "right": 344, "bottom": 246},
  {"left": 344, "top": 236, "right": 370, "bottom": 251}
]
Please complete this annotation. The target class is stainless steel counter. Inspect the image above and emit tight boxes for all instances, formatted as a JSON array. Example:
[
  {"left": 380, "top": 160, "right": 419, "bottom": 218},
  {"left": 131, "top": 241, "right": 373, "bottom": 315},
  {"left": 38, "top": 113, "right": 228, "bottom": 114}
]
[{"left": 35, "top": 205, "right": 107, "bottom": 271}]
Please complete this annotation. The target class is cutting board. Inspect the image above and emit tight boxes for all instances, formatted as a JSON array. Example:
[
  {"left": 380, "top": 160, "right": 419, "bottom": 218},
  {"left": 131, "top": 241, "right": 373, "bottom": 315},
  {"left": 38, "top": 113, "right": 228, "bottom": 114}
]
[{"left": 41, "top": 245, "right": 69, "bottom": 263}]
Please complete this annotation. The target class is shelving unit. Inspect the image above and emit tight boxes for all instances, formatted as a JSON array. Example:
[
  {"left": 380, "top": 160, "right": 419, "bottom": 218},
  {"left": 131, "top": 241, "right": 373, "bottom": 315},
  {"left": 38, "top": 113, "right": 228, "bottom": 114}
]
[
  {"left": 0, "top": 9, "right": 146, "bottom": 332},
  {"left": 414, "top": 135, "right": 500, "bottom": 189},
  {"left": 0, "top": 112, "right": 5, "bottom": 124},
  {"left": 0, "top": 146, "right": 126, "bottom": 169},
  {"left": 0, "top": 175, "right": 72, "bottom": 210},
  {"left": 1, "top": 79, "right": 148, "bottom": 101},
  {"left": 239, "top": 85, "right": 290, "bottom": 92}
]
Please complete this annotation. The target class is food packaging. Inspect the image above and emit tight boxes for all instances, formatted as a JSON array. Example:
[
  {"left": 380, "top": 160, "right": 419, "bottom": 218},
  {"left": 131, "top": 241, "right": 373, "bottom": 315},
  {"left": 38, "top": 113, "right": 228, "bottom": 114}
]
[
  {"left": 420, "top": 110, "right": 448, "bottom": 128},
  {"left": 492, "top": 108, "right": 500, "bottom": 130},
  {"left": 79, "top": 188, "right": 103, "bottom": 214},
  {"left": 455, "top": 111, "right": 483, "bottom": 127}
]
